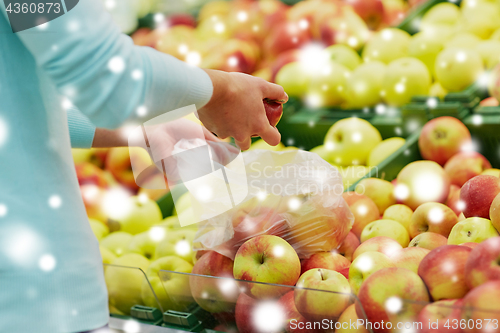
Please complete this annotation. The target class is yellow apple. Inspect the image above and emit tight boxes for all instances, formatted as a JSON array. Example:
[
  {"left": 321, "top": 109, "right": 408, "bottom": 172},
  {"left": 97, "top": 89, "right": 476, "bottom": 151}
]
[
  {"left": 382, "top": 204, "right": 413, "bottom": 233},
  {"left": 126, "top": 230, "right": 162, "bottom": 260},
  {"left": 445, "top": 32, "right": 481, "bottom": 49},
  {"left": 100, "top": 231, "right": 133, "bottom": 257},
  {"left": 460, "top": 2, "right": 500, "bottom": 39},
  {"left": 355, "top": 178, "right": 396, "bottom": 214},
  {"left": 105, "top": 253, "right": 150, "bottom": 315},
  {"left": 475, "top": 40, "right": 500, "bottom": 69},
  {"left": 360, "top": 219, "right": 410, "bottom": 247},
  {"left": 72, "top": 148, "right": 93, "bottom": 164},
  {"left": 141, "top": 256, "right": 193, "bottom": 312},
  {"left": 482, "top": 168, "right": 500, "bottom": 177},
  {"left": 324, "top": 118, "right": 382, "bottom": 166},
  {"left": 367, "top": 137, "right": 405, "bottom": 167},
  {"left": 448, "top": 217, "right": 499, "bottom": 244},
  {"left": 429, "top": 81, "right": 448, "bottom": 99},
  {"left": 172, "top": 192, "right": 192, "bottom": 216},
  {"left": 247, "top": 139, "right": 285, "bottom": 151},
  {"left": 349, "top": 251, "right": 395, "bottom": 295},
  {"left": 420, "top": 2, "right": 461, "bottom": 31}
]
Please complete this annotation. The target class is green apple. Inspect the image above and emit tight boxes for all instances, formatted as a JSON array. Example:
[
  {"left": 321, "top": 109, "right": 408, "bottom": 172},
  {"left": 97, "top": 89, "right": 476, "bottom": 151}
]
[
  {"left": 306, "top": 61, "right": 351, "bottom": 107},
  {"left": 157, "top": 216, "right": 182, "bottom": 228},
  {"left": 100, "top": 245, "right": 117, "bottom": 265},
  {"left": 448, "top": 217, "right": 499, "bottom": 245},
  {"left": 248, "top": 139, "right": 285, "bottom": 151},
  {"left": 360, "top": 219, "right": 410, "bottom": 247},
  {"left": 382, "top": 204, "right": 413, "bottom": 233},
  {"left": 429, "top": 81, "right": 448, "bottom": 99},
  {"left": 355, "top": 178, "right": 396, "bottom": 214},
  {"left": 445, "top": 32, "right": 481, "bottom": 49},
  {"left": 408, "top": 232, "right": 448, "bottom": 251},
  {"left": 233, "top": 235, "right": 300, "bottom": 299},
  {"left": 325, "top": 44, "right": 362, "bottom": 71},
  {"left": 475, "top": 40, "right": 500, "bottom": 69},
  {"left": 100, "top": 231, "right": 133, "bottom": 256},
  {"left": 362, "top": 28, "right": 411, "bottom": 64},
  {"left": 141, "top": 256, "right": 193, "bottom": 312},
  {"left": 275, "top": 62, "right": 310, "bottom": 98},
  {"left": 126, "top": 230, "right": 162, "bottom": 260},
  {"left": 295, "top": 269, "right": 352, "bottom": 321},
  {"left": 382, "top": 57, "right": 431, "bottom": 106},
  {"left": 111, "top": 195, "right": 163, "bottom": 235},
  {"left": 349, "top": 251, "right": 395, "bottom": 295},
  {"left": 105, "top": 253, "right": 150, "bottom": 315},
  {"left": 344, "top": 61, "right": 386, "bottom": 108},
  {"left": 173, "top": 192, "right": 191, "bottom": 216},
  {"left": 90, "top": 218, "right": 109, "bottom": 240},
  {"left": 310, "top": 145, "right": 334, "bottom": 163},
  {"left": 461, "top": 2, "right": 500, "bottom": 39},
  {"left": 420, "top": 2, "right": 461, "bottom": 29},
  {"left": 154, "top": 228, "right": 196, "bottom": 263},
  {"left": 435, "top": 48, "right": 484, "bottom": 92},
  {"left": 339, "top": 166, "right": 372, "bottom": 190},
  {"left": 408, "top": 32, "right": 444, "bottom": 79},
  {"left": 367, "top": 137, "right": 405, "bottom": 167},
  {"left": 324, "top": 118, "right": 382, "bottom": 166}
]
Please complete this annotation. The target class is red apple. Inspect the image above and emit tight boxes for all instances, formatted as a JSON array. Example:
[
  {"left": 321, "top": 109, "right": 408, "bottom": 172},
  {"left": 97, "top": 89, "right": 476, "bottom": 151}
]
[
  {"left": 233, "top": 235, "right": 301, "bottom": 299},
  {"left": 75, "top": 162, "right": 109, "bottom": 188},
  {"left": 190, "top": 251, "right": 239, "bottom": 313},
  {"left": 337, "top": 231, "right": 360, "bottom": 261},
  {"left": 389, "top": 247, "right": 430, "bottom": 274},
  {"left": 201, "top": 39, "right": 259, "bottom": 74},
  {"left": 336, "top": 304, "right": 370, "bottom": 333},
  {"left": 446, "top": 184, "right": 464, "bottom": 216},
  {"left": 396, "top": 160, "right": 451, "bottom": 210},
  {"left": 461, "top": 175, "right": 500, "bottom": 219},
  {"left": 408, "top": 232, "right": 448, "bottom": 251},
  {"left": 409, "top": 202, "right": 459, "bottom": 238},
  {"left": 357, "top": 267, "right": 430, "bottom": 333},
  {"left": 264, "top": 99, "right": 284, "bottom": 128},
  {"left": 234, "top": 293, "right": 257, "bottom": 333},
  {"left": 352, "top": 236, "right": 403, "bottom": 260},
  {"left": 80, "top": 184, "right": 108, "bottom": 223},
  {"left": 417, "top": 299, "right": 463, "bottom": 333},
  {"left": 262, "top": 21, "right": 312, "bottom": 59},
  {"left": 480, "top": 96, "right": 499, "bottom": 107},
  {"left": 167, "top": 13, "right": 196, "bottom": 28},
  {"left": 462, "top": 281, "right": 500, "bottom": 332},
  {"left": 418, "top": 245, "right": 472, "bottom": 301},
  {"left": 344, "top": 0, "right": 385, "bottom": 30},
  {"left": 105, "top": 147, "right": 154, "bottom": 191},
  {"left": 279, "top": 291, "right": 321, "bottom": 333},
  {"left": 342, "top": 193, "right": 380, "bottom": 240},
  {"left": 300, "top": 252, "right": 350, "bottom": 275},
  {"left": 444, "top": 152, "right": 492, "bottom": 187},
  {"left": 465, "top": 236, "right": 500, "bottom": 289},
  {"left": 418, "top": 116, "right": 472, "bottom": 166}
]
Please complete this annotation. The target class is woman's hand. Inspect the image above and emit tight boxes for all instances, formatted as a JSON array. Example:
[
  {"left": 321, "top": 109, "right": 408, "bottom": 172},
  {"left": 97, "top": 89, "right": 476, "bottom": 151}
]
[{"left": 198, "top": 70, "right": 288, "bottom": 151}]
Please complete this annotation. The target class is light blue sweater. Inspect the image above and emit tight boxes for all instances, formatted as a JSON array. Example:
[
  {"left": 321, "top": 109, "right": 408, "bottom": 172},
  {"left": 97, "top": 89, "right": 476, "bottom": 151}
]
[{"left": 0, "top": 0, "right": 213, "bottom": 331}]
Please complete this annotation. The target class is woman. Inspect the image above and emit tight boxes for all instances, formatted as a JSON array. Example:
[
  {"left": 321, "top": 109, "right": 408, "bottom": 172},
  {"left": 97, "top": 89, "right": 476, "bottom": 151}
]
[{"left": 0, "top": 0, "right": 286, "bottom": 331}]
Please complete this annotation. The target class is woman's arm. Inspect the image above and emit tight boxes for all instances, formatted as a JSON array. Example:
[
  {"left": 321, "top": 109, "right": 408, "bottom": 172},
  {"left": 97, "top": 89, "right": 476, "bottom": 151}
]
[{"left": 3, "top": 0, "right": 286, "bottom": 149}]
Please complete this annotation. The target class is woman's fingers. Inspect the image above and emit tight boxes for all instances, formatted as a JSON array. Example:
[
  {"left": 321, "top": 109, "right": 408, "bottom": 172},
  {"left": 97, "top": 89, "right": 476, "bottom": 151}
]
[
  {"left": 262, "top": 81, "right": 288, "bottom": 102},
  {"left": 235, "top": 136, "right": 252, "bottom": 151},
  {"left": 257, "top": 125, "right": 281, "bottom": 147}
]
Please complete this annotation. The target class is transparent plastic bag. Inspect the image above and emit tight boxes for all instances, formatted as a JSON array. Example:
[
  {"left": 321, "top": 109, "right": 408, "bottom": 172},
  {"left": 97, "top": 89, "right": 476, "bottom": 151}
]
[{"left": 190, "top": 148, "right": 354, "bottom": 259}]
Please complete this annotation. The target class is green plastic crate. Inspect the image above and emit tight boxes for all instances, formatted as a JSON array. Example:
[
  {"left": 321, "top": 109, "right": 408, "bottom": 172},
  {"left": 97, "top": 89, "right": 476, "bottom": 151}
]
[{"left": 463, "top": 113, "right": 500, "bottom": 168}]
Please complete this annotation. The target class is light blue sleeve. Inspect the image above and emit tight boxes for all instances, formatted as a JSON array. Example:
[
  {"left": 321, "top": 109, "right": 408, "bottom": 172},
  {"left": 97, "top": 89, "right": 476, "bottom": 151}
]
[
  {"left": 67, "top": 107, "right": 96, "bottom": 148},
  {"left": 1, "top": 0, "right": 213, "bottom": 129}
]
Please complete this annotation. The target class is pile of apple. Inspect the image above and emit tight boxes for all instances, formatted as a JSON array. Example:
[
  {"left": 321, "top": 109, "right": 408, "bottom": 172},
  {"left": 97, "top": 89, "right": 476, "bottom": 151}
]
[
  {"left": 189, "top": 115, "right": 500, "bottom": 332},
  {"left": 129, "top": 0, "right": 413, "bottom": 79},
  {"left": 309, "top": 117, "right": 406, "bottom": 189},
  {"left": 276, "top": 0, "right": 500, "bottom": 109}
]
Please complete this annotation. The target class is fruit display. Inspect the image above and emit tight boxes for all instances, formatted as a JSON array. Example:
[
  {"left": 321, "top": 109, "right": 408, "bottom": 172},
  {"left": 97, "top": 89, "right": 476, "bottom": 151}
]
[{"left": 64, "top": 0, "right": 500, "bottom": 332}]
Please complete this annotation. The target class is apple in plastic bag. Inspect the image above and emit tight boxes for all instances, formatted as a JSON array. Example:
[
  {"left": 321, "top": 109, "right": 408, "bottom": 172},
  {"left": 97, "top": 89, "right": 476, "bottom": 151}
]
[{"left": 190, "top": 251, "right": 239, "bottom": 313}]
